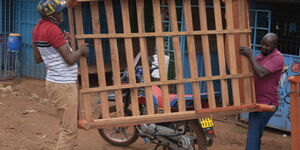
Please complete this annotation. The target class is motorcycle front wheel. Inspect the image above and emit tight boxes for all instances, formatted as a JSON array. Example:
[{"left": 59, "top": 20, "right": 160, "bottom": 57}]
[{"left": 98, "top": 106, "right": 139, "bottom": 146}]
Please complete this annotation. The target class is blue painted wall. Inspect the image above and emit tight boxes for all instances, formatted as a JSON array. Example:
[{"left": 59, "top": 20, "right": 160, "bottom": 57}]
[
  {"left": 0, "top": 0, "right": 14, "bottom": 80},
  {"left": 12, "top": 0, "right": 122, "bottom": 79},
  {"left": 15, "top": 0, "right": 46, "bottom": 79},
  {"left": 0, "top": 0, "right": 2, "bottom": 33},
  {"left": 0, "top": 0, "right": 4, "bottom": 79}
]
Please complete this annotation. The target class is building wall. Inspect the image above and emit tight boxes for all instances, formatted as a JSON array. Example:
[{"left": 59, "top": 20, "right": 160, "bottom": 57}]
[
  {"left": 251, "top": 2, "right": 300, "bottom": 55},
  {"left": 0, "top": 0, "right": 15, "bottom": 80},
  {"left": 0, "top": 0, "right": 2, "bottom": 33},
  {"left": 15, "top": 0, "right": 46, "bottom": 79},
  {"left": 270, "top": 3, "right": 300, "bottom": 55},
  {"left": 0, "top": 0, "right": 4, "bottom": 79},
  {"left": 13, "top": 0, "right": 122, "bottom": 79}
]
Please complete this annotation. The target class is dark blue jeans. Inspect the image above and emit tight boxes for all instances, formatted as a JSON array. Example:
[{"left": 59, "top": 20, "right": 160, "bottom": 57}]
[{"left": 245, "top": 111, "right": 275, "bottom": 150}]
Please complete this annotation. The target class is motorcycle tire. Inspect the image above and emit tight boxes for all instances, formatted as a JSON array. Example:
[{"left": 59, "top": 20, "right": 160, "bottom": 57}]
[
  {"left": 176, "top": 119, "right": 208, "bottom": 150},
  {"left": 189, "top": 119, "right": 208, "bottom": 150},
  {"left": 98, "top": 106, "right": 139, "bottom": 147}
]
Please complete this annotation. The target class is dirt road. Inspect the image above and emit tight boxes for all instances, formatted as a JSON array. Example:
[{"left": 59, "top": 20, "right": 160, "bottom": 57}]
[{"left": 0, "top": 79, "right": 291, "bottom": 150}]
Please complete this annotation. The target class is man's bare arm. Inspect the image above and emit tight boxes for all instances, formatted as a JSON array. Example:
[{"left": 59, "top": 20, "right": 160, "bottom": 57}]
[
  {"left": 32, "top": 44, "right": 43, "bottom": 64},
  {"left": 247, "top": 55, "right": 271, "bottom": 78},
  {"left": 56, "top": 43, "right": 89, "bottom": 66},
  {"left": 240, "top": 46, "right": 271, "bottom": 78}
]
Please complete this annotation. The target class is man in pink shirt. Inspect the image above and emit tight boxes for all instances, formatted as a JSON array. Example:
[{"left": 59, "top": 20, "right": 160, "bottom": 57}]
[{"left": 240, "top": 33, "right": 284, "bottom": 150}]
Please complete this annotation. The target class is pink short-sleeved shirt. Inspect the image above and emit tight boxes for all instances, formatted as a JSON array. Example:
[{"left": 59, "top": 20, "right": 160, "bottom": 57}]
[{"left": 255, "top": 49, "right": 284, "bottom": 106}]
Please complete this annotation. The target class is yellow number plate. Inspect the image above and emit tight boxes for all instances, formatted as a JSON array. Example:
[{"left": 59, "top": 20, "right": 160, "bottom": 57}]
[{"left": 199, "top": 117, "right": 215, "bottom": 128}]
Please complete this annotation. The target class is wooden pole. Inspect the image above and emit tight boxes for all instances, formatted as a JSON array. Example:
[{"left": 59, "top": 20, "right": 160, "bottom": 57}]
[
  {"left": 104, "top": 0, "right": 124, "bottom": 117},
  {"left": 225, "top": 0, "right": 241, "bottom": 106},
  {"left": 120, "top": 0, "right": 140, "bottom": 116},
  {"left": 213, "top": 0, "right": 230, "bottom": 107},
  {"left": 183, "top": 0, "right": 202, "bottom": 111},
  {"left": 74, "top": 3, "right": 93, "bottom": 122},
  {"left": 198, "top": 0, "right": 216, "bottom": 108},
  {"left": 168, "top": 0, "right": 186, "bottom": 112},
  {"left": 136, "top": 0, "right": 154, "bottom": 115},
  {"left": 89, "top": 2, "right": 110, "bottom": 119},
  {"left": 152, "top": 0, "right": 171, "bottom": 113}
]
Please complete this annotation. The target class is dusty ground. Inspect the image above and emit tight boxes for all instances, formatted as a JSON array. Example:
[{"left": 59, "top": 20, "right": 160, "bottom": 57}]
[{"left": 0, "top": 79, "right": 291, "bottom": 150}]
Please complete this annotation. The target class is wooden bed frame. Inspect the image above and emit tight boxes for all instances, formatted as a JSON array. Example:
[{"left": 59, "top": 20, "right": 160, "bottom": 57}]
[{"left": 68, "top": 0, "right": 256, "bottom": 129}]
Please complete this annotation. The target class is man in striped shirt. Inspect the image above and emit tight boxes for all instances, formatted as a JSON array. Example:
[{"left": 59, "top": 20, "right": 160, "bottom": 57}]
[{"left": 32, "top": 0, "right": 88, "bottom": 150}]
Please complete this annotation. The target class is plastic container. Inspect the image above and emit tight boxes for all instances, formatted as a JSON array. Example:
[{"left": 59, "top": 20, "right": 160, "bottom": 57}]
[{"left": 7, "top": 33, "right": 21, "bottom": 51}]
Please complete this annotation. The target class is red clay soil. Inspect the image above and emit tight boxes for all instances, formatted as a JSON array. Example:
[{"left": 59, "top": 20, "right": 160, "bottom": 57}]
[{"left": 0, "top": 79, "right": 291, "bottom": 150}]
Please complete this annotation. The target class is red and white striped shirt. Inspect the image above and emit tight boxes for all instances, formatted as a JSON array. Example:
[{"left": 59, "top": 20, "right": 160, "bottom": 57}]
[{"left": 32, "top": 19, "right": 78, "bottom": 83}]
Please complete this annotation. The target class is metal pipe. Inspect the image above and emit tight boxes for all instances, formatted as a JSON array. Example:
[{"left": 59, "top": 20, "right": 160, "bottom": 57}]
[{"left": 288, "top": 75, "right": 300, "bottom": 150}]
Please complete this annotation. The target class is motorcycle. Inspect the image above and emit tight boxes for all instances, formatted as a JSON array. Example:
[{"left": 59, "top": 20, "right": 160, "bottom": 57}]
[{"left": 98, "top": 54, "right": 215, "bottom": 150}]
